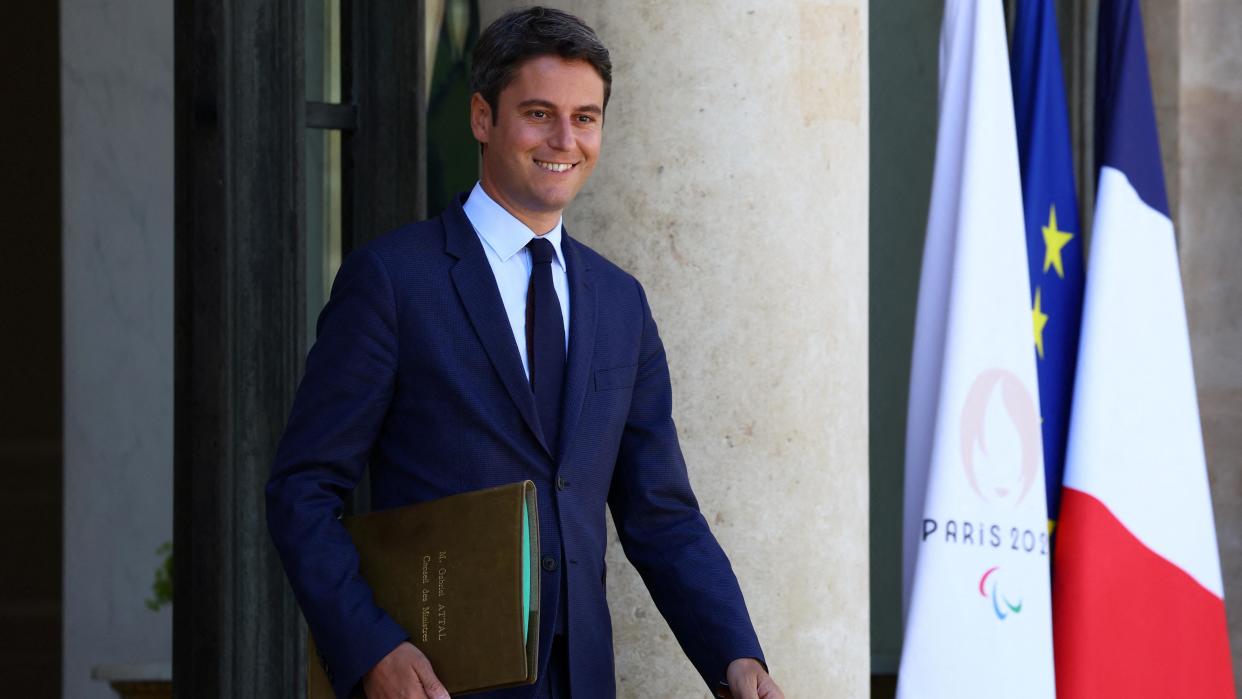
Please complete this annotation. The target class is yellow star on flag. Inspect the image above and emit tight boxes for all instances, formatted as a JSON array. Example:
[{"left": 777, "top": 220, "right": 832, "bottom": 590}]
[
  {"left": 1042, "top": 204, "right": 1074, "bottom": 278},
  {"left": 1032, "top": 286, "right": 1049, "bottom": 359}
]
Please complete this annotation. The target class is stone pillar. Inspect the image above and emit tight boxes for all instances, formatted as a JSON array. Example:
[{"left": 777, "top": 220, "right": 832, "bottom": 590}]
[
  {"left": 1177, "top": 1, "right": 1242, "bottom": 691},
  {"left": 480, "top": 3, "right": 869, "bottom": 696}
]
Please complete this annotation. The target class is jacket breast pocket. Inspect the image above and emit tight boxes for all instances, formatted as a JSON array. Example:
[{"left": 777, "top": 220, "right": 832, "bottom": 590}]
[{"left": 593, "top": 365, "right": 637, "bottom": 392}]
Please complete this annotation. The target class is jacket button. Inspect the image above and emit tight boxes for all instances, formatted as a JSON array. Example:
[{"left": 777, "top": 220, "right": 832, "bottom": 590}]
[
  {"left": 556, "top": 477, "right": 568, "bottom": 491},
  {"left": 542, "top": 555, "right": 557, "bottom": 572}
]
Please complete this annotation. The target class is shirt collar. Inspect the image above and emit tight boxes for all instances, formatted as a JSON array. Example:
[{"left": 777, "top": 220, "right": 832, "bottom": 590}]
[{"left": 463, "top": 182, "right": 566, "bottom": 268}]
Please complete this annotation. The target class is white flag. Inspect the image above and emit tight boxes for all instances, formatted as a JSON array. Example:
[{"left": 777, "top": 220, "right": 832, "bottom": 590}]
[{"left": 898, "top": 1, "right": 1055, "bottom": 697}]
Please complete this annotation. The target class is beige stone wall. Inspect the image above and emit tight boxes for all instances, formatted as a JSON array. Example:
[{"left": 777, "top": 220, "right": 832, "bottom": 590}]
[
  {"left": 479, "top": 2, "right": 870, "bottom": 696},
  {"left": 1176, "top": 1, "right": 1242, "bottom": 690}
]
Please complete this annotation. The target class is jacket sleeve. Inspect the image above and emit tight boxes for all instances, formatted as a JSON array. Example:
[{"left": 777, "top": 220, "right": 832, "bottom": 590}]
[
  {"left": 606, "top": 279, "right": 767, "bottom": 692},
  {"left": 265, "top": 248, "right": 409, "bottom": 699}
]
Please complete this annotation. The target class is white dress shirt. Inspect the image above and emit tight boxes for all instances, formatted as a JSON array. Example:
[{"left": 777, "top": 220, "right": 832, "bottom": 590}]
[{"left": 462, "top": 182, "right": 571, "bottom": 380}]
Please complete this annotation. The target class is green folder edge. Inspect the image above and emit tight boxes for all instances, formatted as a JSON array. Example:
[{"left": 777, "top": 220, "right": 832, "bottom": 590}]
[{"left": 522, "top": 498, "right": 530, "bottom": 642}]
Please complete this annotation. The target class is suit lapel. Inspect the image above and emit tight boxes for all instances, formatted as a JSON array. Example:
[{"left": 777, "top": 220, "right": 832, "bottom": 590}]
[
  {"left": 443, "top": 196, "right": 552, "bottom": 457},
  {"left": 557, "top": 230, "right": 596, "bottom": 463}
]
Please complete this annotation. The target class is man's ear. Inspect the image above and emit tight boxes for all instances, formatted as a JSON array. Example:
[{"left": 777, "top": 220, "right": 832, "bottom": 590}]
[{"left": 469, "top": 93, "right": 491, "bottom": 145}]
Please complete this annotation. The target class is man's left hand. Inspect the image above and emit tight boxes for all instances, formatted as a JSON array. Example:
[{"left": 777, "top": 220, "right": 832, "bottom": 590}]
[{"left": 718, "top": 658, "right": 785, "bottom": 699}]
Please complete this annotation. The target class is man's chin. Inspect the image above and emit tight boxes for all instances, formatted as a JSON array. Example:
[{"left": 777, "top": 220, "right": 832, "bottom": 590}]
[{"left": 528, "top": 189, "right": 579, "bottom": 214}]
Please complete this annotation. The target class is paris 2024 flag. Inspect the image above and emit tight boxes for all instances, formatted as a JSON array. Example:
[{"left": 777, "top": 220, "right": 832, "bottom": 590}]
[
  {"left": 899, "top": 1, "right": 1055, "bottom": 697},
  {"left": 1052, "top": 0, "right": 1236, "bottom": 696}
]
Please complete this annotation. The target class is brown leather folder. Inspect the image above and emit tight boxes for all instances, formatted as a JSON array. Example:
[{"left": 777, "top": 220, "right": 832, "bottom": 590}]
[{"left": 307, "top": 481, "right": 540, "bottom": 698}]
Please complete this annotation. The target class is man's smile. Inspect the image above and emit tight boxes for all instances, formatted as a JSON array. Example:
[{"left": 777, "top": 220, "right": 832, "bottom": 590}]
[{"left": 534, "top": 159, "right": 577, "bottom": 173}]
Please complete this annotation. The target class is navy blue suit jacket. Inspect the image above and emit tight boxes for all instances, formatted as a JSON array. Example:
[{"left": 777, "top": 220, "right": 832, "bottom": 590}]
[{"left": 266, "top": 194, "right": 764, "bottom": 698}]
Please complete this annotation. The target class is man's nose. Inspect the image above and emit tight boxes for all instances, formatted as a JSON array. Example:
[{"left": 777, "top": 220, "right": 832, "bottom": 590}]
[{"left": 547, "top": 117, "right": 574, "bottom": 151}]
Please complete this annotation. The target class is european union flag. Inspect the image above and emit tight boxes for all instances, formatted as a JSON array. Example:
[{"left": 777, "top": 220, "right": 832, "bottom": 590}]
[{"left": 1011, "top": 0, "right": 1085, "bottom": 525}]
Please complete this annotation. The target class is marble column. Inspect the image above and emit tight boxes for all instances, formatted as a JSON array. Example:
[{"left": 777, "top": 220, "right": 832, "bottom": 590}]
[
  {"left": 1176, "top": 0, "right": 1242, "bottom": 691},
  {"left": 61, "top": 0, "right": 174, "bottom": 697},
  {"left": 479, "top": 3, "right": 869, "bottom": 696}
]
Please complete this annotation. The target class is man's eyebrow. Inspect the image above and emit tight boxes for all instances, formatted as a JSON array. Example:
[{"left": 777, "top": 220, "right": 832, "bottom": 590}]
[{"left": 516, "top": 99, "right": 603, "bottom": 115}]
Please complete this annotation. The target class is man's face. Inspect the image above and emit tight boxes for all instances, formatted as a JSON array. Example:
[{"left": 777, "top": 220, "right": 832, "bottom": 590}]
[{"left": 471, "top": 55, "right": 605, "bottom": 232}]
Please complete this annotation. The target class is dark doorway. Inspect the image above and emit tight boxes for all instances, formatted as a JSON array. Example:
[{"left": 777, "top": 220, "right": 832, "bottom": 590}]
[
  {"left": 174, "top": 0, "right": 485, "bottom": 695},
  {"left": 0, "top": 3, "right": 63, "bottom": 697}
]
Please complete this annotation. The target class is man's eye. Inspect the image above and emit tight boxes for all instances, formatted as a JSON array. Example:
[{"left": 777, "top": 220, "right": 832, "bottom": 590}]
[
  {"left": 576, "top": 114, "right": 596, "bottom": 123},
  {"left": 530, "top": 110, "right": 547, "bottom": 119}
]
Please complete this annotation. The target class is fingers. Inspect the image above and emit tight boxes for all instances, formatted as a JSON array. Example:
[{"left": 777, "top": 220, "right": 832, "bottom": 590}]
[
  {"left": 736, "top": 674, "right": 788, "bottom": 699},
  {"left": 407, "top": 646, "right": 451, "bottom": 699},
  {"left": 724, "top": 658, "right": 765, "bottom": 699},
  {"left": 724, "top": 658, "right": 786, "bottom": 699},
  {"left": 362, "top": 642, "right": 450, "bottom": 699},
  {"left": 756, "top": 676, "right": 786, "bottom": 699}
]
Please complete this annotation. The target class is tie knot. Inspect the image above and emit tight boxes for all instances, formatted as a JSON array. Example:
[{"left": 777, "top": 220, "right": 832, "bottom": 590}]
[{"left": 527, "top": 237, "right": 557, "bottom": 265}]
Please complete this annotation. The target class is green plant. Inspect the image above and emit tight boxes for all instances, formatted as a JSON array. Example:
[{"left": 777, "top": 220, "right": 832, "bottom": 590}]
[{"left": 145, "top": 541, "right": 173, "bottom": 612}]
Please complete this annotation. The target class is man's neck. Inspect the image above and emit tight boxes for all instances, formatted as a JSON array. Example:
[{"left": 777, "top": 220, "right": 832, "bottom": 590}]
[{"left": 477, "top": 179, "right": 561, "bottom": 236}]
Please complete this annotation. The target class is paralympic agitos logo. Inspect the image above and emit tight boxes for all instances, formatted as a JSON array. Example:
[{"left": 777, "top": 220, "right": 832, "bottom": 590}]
[{"left": 979, "top": 566, "right": 1022, "bottom": 620}]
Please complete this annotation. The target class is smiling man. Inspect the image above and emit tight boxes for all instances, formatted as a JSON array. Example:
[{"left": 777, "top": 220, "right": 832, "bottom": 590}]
[{"left": 266, "top": 8, "right": 782, "bottom": 699}]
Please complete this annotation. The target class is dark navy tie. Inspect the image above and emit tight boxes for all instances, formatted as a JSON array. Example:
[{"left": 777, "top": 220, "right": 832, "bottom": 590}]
[{"left": 525, "top": 238, "right": 565, "bottom": 453}]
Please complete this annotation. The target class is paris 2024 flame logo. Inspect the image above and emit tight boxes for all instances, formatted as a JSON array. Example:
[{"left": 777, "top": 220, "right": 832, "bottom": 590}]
[{"left": 958, "top": 368, "right": 1041, "bottom": 508}]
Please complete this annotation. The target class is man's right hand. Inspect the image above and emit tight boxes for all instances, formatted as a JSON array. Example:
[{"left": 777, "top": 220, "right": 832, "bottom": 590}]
[{"left": 362, "top": 642, "right": 450, "bottom": 699}]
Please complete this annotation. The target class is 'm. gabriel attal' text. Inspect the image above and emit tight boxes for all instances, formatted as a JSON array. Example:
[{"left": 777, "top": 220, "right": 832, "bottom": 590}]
[{"left": 419, "top": 550, "right": 450, "bottom": 643}]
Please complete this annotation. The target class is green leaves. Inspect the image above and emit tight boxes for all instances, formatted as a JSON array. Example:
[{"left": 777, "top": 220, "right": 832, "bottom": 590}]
[{"left": 145, "top": 541, "right": 173, "bottom": 612}]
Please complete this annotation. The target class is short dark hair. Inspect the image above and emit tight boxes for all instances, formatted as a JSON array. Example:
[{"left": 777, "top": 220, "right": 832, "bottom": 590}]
[{"left": 471, "top": 7, "right": 612, "bottom": 122}]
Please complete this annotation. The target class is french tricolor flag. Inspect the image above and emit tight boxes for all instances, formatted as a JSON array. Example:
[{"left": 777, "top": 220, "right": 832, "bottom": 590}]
[{"left": 1052, "top": 0, "right": 1236, "bottom": 696}]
